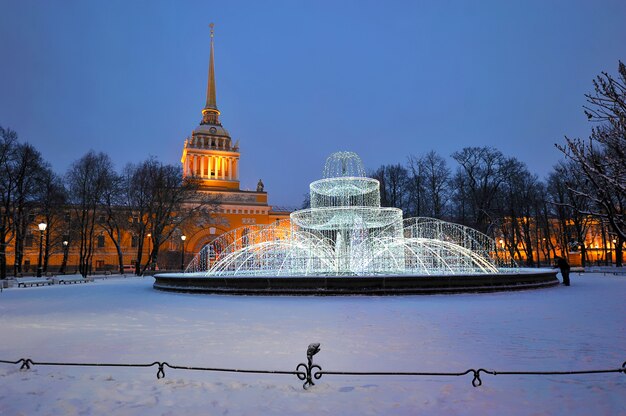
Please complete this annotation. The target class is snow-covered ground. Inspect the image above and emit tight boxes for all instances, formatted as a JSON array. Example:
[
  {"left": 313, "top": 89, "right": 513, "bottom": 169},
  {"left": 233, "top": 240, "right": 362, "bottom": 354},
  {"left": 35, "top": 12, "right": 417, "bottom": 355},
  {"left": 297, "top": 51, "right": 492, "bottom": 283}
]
[{"left": 0, "top": 273, "right": 624, "bottom": 415}]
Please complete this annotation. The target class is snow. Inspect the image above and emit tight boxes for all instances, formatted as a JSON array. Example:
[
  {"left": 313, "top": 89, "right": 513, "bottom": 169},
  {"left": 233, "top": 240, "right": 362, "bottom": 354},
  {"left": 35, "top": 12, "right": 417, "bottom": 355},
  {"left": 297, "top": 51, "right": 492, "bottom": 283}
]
[{"left": 0, "top": 273, "right": 624, "bottom": 415}]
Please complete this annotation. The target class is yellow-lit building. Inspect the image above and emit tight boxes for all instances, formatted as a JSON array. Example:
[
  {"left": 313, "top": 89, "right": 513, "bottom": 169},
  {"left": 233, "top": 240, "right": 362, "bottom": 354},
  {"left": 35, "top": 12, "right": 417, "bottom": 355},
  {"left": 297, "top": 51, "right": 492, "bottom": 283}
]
[
  {"left": 9, "top": 26, "right": 288, "bottom": 275},
  {"left": 178, "top": 24, "right": 289, "bottom": 256}
]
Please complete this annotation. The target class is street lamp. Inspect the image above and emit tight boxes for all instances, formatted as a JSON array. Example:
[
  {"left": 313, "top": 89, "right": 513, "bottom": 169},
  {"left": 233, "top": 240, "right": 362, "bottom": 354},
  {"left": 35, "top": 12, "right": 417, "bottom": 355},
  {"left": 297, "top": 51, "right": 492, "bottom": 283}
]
[
  {"left": 180, "top": 235, "right": 186, "bottom": 272},
  {"left": 147, "top": 233, "right": 152, "bottom": 270},
  {"left": 36, "top": 222, "right": 47, "bottom": 277},
  {"left": 60, "top": 240, "right": 69, "bottom": 274}
]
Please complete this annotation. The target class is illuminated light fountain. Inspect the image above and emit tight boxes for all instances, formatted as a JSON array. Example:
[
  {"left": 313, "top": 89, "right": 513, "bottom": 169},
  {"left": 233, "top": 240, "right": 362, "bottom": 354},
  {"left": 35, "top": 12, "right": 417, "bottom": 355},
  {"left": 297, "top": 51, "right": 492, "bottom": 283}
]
[{"left": 154, "top": 152, "right": 558, "bottom": 294}]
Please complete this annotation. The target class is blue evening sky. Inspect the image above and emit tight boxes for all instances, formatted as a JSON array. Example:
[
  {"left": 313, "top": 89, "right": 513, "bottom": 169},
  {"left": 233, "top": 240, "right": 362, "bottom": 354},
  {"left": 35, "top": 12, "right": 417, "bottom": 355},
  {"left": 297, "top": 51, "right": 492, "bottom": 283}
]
[{"left": 1, "top": 0, "right": 625, "bottom": 207}]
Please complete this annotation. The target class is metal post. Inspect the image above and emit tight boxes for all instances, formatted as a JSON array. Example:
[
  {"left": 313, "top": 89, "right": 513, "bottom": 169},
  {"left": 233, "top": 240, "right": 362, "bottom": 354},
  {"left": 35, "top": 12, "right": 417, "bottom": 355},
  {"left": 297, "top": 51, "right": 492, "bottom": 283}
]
[
  {"left": 147, "top": 233, "right": 152, "bottom": 271},
  {"left": 36, "top": 223, "right": 47, "bottom": 277},
  {"left": 181, "top": 235, "right": 186, "bottom": 272},
  {"left": 60, "top": 240, "right": 69, "bottom": 274}
]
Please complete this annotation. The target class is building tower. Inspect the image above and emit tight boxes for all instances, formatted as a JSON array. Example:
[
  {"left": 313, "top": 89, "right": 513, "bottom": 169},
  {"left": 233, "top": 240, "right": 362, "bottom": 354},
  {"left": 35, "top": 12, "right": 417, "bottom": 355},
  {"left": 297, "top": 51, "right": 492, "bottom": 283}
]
[
  {"left": 181, "top": 23, "right": 240, "bottom": 191},
  {"left": 178, "top": 24, "right": 290, "bottom": 256}
]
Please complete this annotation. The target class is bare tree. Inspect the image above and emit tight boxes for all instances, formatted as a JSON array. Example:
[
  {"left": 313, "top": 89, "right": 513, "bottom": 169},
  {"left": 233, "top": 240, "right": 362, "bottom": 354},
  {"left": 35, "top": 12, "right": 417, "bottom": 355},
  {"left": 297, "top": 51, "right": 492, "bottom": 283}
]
[
  {"left": 11, "top": 144, "right": 47, "bottom": 275},
  {"left": 39, "top": 168, "right": 67, "bottom": 273},
  {"left": 125, "top": 158, "right": 218, "bottom": 274},
  {"left": 66, "top": 151, "right": 116, "bottom": 277},
  {"left": 0, "top": 127, "right": 19, "bottom": 279},
  {"left": 451, "top": 147, "right": 510, "bottom": 233},
  {"left": 123, "top": 161, "right": 152, "bottom": 274},
  {"left": 0, "top": 128, "right": 52, "bottom": 277},
  {"left": 546, "top": 163, "right": 573, "bottom": 260},
  {"left": 417, "top": 151, "right": 450, "bottom": 218},
  {"left": 556, "top": 61, "right": 626, "bottom": 266},
  {"left": 97, "top": 170, "right": 128, "bottom": 274},
  {"left": 506, "top": 162, "right": 544, "bottom": 266},
  {"left": 370, "top": 164, "right": 409, "bottom": 212},
  {"left": 546, "top": 161, "right": 596, "bottom": 265},
  {"left": 405, "top": 155, "right": 426, "bottom": 218}
]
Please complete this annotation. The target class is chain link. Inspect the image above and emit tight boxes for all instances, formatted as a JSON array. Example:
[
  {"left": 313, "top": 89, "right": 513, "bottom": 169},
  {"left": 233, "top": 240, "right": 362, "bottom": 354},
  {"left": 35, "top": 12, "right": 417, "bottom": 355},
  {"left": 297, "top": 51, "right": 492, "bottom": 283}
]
[{"left": 1, "top": 347, "right": 624, "bottom": 389}]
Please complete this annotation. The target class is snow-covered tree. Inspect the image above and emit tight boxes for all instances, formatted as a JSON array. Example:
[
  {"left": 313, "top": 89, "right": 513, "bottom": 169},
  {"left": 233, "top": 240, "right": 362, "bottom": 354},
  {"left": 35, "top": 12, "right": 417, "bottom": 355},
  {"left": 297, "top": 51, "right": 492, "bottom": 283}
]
[{"left": 556, "top": 61, "right": 626, "bottom": 266}]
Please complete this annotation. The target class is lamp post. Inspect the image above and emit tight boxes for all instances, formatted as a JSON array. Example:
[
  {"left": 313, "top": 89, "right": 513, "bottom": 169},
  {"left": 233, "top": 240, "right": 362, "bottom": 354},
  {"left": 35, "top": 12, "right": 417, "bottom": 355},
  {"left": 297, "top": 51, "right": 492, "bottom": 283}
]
[
  {"left": 147, "top": 233, "right": 152, "bottom": 270},
  {"left": 60, "top": 240, "right": 69, "bottom": 274},
  {"left": 36, "top": 222, "right": 47, "bottom": 277},
  {"left": 180, "top": 235, "right": 186, "bottom": 272}
]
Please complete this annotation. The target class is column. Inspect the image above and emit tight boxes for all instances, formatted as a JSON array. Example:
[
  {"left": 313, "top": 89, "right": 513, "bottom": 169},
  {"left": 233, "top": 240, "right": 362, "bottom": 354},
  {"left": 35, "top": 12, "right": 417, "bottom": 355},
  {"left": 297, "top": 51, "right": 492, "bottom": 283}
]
[
  {"left": 193, "top": 155, "right": 198, "bottom": 176},
  {"left": 228, "top": 158, "right": 233, "bottom": 180},
  {"left": 200, "top": 156, "right": 205, "bottom": 178}
]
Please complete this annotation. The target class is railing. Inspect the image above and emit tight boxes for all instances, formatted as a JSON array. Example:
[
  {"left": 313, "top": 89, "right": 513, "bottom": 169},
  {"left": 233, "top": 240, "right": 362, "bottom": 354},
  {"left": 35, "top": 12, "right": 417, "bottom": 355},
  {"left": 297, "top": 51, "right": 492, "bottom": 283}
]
[{"left": 1, "top": 343, "right": 624, "bottom": 390}]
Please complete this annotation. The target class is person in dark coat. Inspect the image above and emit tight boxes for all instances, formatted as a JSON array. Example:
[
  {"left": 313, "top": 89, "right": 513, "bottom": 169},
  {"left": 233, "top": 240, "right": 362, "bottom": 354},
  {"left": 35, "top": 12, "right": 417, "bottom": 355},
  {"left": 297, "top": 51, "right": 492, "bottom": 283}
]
[{"left": 556, "top": 257, "right": 571, "bottom": 286}]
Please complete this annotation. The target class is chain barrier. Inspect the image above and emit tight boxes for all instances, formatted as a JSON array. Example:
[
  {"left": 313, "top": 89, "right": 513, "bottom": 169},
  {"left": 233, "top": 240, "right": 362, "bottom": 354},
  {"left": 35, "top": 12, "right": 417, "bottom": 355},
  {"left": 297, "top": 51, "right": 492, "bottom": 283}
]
[{"left": 1, "top": 344, "right": 624, "bottom": 390}]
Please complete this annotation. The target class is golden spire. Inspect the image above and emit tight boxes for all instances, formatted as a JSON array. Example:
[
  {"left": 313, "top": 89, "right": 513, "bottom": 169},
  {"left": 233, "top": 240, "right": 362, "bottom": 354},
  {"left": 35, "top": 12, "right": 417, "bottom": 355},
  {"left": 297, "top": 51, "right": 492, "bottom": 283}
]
[{"left": 202, "top": 23, "right": 220, "bottom": 125}]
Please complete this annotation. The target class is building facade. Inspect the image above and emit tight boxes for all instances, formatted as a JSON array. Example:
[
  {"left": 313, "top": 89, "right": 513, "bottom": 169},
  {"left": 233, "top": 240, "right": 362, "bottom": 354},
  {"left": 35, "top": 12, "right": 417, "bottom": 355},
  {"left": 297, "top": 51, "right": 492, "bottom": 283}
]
[
  {"left": 178, "top": 24, "right": 289, "bottom": 257},
  {"left": 9, "top": 26, "right": 288, "bottom": 275}
]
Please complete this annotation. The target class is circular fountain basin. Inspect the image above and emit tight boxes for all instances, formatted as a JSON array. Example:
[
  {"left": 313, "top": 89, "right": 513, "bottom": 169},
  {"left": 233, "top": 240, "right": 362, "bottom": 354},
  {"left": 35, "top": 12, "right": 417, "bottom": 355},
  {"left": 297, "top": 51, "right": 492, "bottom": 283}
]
[{"left": 153, "top": 269, "right": 559, "bottom": 295}]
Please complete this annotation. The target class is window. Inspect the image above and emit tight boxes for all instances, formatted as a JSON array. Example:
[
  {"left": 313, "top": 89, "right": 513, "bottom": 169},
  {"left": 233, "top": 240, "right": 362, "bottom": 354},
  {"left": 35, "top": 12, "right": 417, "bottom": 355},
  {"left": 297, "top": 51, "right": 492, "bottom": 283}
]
[
  {"left": 95, "top": 260, "right": 105, "bottom": 270},
  {"left": 28, "top": 213, "right": 35, "bottom": 222},
  {"left": 131, "top": 236, "right": 138, "bottom": 248},
  {"left": 25, "top": 234, "right": 34, "bottom": 248},
  {"left": 97, "top": 235, "right": 105, "bottom": 248}
]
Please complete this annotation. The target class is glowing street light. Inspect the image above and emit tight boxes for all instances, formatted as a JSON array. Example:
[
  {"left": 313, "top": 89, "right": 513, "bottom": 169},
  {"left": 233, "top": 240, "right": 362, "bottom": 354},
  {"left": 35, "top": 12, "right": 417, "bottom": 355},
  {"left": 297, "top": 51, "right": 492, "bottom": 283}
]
[
  {"left": 60, "top": 240, "right": 69, "bottom": 274},
  {"left": 36, "top": 222, "right": 47, "bottom": 277}
]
